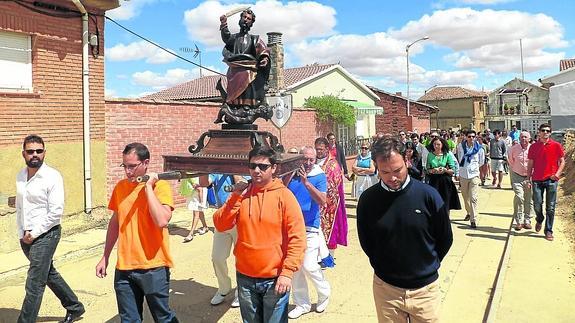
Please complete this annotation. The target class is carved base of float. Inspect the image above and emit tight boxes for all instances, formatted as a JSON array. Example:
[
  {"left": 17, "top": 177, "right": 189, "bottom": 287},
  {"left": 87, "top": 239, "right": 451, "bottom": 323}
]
[{"left": 163, "top": 126, "right": 303, "bottom": 177}]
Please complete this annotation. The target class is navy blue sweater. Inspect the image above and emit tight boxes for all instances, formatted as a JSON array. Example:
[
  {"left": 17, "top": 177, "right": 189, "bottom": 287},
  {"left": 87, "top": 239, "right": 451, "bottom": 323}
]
[{"left": 357, "top": 178, "right": 453, "bottom": 289}]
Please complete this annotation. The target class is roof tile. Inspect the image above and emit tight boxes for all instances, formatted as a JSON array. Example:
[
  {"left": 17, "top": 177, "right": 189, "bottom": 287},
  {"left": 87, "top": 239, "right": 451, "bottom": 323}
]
[
  {"left": 142, "top": 63, "right": 337, "bottom": 101},
  {"left": 560, "top": 59, "right": 575, "bottom": 71},
  {"left": 418, "top": 86, "right": 486, "bottom": 101}
]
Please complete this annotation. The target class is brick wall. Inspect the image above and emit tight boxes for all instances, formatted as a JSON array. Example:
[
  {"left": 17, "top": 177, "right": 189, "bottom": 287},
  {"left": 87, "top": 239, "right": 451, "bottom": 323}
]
[
  {"left": 0, "top": 1, "right": 106, "bottom": 146},
  {"left": 105, "top": 100, "right": 331, "bottom": 201},
  {"left": 373, "top": 91, "right": 432, "bottom": 134}
]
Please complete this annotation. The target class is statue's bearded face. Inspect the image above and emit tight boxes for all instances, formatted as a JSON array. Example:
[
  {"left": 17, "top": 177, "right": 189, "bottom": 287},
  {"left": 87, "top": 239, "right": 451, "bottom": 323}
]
[{"left": 239, "top": 12, "right": 254, "bottom": 31}]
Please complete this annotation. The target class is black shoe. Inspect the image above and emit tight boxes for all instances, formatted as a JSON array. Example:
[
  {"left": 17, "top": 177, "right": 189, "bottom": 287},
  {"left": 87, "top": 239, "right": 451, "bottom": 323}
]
[
  {"left": 464, "top": 214, "right": 471, "bottom": 221},
  {"left": 470, "top": 221, "right": 477, "bottom": 229},
  {"left": 60, "top": 308, "right": 85, "bottom": 323}
]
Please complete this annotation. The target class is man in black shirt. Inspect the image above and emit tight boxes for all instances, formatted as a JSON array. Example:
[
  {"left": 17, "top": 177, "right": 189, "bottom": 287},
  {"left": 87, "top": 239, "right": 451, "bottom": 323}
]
[{"left": 357, "top": 137, "right": 453, "bottom": 322}]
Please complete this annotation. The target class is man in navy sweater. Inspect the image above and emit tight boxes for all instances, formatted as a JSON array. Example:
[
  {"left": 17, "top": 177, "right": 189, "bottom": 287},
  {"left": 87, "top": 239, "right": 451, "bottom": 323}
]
[{"left": 357, "top": 137, "right": 453, "bottom": 322}]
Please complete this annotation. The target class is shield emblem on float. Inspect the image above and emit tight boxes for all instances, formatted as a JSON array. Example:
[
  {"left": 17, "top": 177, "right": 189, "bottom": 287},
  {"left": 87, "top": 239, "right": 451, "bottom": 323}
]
[{"left": 267, "top": 94, "right": 293, "bottom": 129}]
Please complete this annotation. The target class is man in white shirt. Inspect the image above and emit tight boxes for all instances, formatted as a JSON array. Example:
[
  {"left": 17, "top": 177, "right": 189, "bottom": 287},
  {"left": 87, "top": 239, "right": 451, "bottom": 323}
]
[
  {"left": 15, "top": 135, "right": 85, "bottom": 323},
  {"left": 457, "top": 130, "right": 485, "bottom": 229}
]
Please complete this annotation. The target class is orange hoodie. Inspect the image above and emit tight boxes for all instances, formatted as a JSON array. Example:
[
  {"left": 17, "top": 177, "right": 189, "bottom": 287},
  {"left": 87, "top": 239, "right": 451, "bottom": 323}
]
[{"left": 214, "top": 178, "right": 306, "bottom": 279}]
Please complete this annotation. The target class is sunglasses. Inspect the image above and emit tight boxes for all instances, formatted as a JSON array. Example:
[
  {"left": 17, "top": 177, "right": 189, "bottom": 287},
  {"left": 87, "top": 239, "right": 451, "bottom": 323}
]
[
  {"left": 540, "top": 129, "right": 551, "bottom": 133},
  {"left": 25, "top": 149, "right": 45, "bottom": 155},
  {"left": 361, "top": 147, "right": 369, "bottom": 150},
  {"left": 248, "top": 163, "right": 272, "bottom": 171},
  {"left": 467, "top": 135, "right": 476, "bottom": 138}
]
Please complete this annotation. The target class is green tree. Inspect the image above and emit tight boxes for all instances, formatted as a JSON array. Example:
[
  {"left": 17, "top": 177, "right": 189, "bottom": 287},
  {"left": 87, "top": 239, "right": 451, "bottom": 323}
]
[{"left": 304, "top": 95, "right": 356, "bottom": 127}]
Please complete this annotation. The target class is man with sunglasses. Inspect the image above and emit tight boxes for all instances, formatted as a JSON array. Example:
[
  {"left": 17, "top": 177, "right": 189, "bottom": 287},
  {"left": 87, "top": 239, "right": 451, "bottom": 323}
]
[
  {"left": 527, "top": 124, "right": 565, "bottom": 241},
  {"left": 456, "top": 130, "right": 485, "bottom": 229},
  {"left": 16, "top": 134, "right": 85, "bottom": 323},
  {"left": 95, "top": 142, "right": 179, "bottom": 322},
  {"left": 214, "top": 146, "right": 306, "bottom": 322}
]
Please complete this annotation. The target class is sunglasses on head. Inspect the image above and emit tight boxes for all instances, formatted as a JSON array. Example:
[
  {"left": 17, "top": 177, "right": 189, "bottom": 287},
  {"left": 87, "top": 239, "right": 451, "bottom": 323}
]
[
  {"left": 248, "top": 163, "right": 272, "bottom": 171},
  {"left": 540, "top": 129, "right": 551, "bottom": 133},
  {"left": 25, "top": 149, "right": 44, "bottom": 155}
]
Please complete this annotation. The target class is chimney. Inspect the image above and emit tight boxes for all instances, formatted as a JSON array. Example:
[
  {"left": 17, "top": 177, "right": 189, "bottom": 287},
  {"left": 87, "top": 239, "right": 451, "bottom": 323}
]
[
  {"left": 267, "top": 32, "right": 284, "bottom": 93},
  {"left": 396, "top": 92, "right": 402, "bottom": 96}
]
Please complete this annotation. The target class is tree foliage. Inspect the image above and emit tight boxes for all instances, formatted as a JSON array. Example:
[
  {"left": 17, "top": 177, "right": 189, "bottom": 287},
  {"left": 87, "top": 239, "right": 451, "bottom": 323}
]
[{"left": 304, "top": 95, "right": 356, "bottom": 127}]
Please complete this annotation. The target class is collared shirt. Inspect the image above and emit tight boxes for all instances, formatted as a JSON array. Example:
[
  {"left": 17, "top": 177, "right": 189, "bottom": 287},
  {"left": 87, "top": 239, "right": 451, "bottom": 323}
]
[
  {"left": 508, "top": 143, "right": 530, "bottom": 176},
  {"left": 16, "top": 163, "right": 64, "bottom": 239},
  {"left": 380, "top": 175, "right": 411, "bottom": 192},
  {"left": 456, "top": 142, "right": 485, "bottom": 179},
  {"left": 528, "top": 139, "right": 564, "bottom": 181}
]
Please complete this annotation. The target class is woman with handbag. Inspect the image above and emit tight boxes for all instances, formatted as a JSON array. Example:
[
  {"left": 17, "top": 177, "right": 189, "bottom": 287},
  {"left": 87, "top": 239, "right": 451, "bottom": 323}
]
[
  {"left": 352, "top": 144, "right": 377, "bottom": 200},
  {"left": 426, "top": 137, "right": 462, "bottom": 213}
]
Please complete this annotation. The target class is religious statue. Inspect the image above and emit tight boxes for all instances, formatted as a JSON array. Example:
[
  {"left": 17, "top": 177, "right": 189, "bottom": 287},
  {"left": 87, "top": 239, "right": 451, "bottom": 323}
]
[{"left": 214, "top": 9, "right": 273, "bottom": 125}]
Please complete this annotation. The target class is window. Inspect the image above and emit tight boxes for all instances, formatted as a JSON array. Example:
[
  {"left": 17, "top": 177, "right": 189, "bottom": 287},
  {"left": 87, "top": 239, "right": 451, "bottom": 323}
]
[{"left": 0, "top": 31, "right": 32, "bottom": 92}]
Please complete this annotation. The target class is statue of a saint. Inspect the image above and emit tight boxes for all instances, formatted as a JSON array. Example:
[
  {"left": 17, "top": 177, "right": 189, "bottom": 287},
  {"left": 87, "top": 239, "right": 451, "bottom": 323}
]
[{"left": 215, "top": 9, "right": 273, "bottom": 125}]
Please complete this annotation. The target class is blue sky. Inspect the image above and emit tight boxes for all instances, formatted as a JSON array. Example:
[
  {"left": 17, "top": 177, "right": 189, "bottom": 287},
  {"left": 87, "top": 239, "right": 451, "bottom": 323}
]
[{"left": 104, "top": 0, "right": 575, "bottom": 99}]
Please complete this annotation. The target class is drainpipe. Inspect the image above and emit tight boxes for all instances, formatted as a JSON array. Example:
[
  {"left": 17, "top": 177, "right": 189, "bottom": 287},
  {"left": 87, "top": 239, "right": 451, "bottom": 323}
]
[{"left": 71, "top": 0, "right": 92, "bottom": 214}]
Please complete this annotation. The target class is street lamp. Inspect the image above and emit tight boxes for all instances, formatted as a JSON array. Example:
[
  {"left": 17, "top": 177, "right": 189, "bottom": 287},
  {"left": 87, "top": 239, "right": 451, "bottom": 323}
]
[{"left": 406, "top": 36, "right": 429, "bottom": 118}]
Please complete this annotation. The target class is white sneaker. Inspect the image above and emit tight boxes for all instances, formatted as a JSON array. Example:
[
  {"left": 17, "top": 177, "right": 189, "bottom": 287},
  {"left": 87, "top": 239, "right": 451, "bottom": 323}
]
[
  {"left": 210, "top": 293, "right": 226, "bottom": 305},
  {"left": 198, "top": 227, "right": 209, "bottom": 235},
  {"left": 288, "top": 306, "right": 310, "bottom": 319},
  {"left": 316, "top": 297, "right": 329, "bottom": 313},
  {"left": 231, "top": 296, "right": 240, "bottom": 308}
]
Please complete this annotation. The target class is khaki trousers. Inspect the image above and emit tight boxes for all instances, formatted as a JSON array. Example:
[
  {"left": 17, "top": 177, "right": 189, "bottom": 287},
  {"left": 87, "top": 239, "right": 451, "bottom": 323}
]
[
  {"left": 459, "top": 176, "right": 480, "bottom": 223},
  {"left": 211, "top": 227, "right": 237, "bottom": 295},
  {"left": 373, "top": 274, "right": 440, "bottom": 323}
]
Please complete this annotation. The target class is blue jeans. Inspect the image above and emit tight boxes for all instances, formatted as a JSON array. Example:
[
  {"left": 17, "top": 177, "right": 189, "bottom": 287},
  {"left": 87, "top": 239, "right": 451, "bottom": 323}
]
[
  {"left": 236, "top": 272, "right": 289, "bottom": 323},
  {"left": 18, "top": 225, "right": 84, "bottom": 323},
  {"left": 114, "top": 267, "right": 178, "bottom": 323},
  {"left": 532, "top": 178, "right": 558, "bottom": 234}
]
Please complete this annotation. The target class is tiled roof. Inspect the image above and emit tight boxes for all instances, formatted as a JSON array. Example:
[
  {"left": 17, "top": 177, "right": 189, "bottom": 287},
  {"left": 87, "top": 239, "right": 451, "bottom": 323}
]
[
  {"left": 143, "top": 63, "right": 337, "bottom": 101},
  {"left": 367, "top": 85, "right": 439, "bottom": 112},
  {"left": 560, "top": 59, "right": 575, "bottom": 71},
  {"left": 418, "top": 86, "right": 487, "bottom": 101}
]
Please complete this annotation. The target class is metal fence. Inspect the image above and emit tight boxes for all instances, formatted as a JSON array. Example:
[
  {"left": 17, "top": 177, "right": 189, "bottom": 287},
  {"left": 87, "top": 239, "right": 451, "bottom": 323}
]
[{"left": 341, "top": 137, "right": 372, "bottom": 156}]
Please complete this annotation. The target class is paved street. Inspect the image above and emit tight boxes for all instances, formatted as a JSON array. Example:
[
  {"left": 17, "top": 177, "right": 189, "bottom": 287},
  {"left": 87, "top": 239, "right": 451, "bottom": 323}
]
[{"left": 1, "top": 178, "right": 574, "bottom": 322}]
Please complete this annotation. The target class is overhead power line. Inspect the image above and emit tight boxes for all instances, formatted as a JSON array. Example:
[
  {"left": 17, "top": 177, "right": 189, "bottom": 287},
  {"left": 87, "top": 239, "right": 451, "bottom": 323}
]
[{"left": 104, "top": 16, "right": 224, "bottom": 77}]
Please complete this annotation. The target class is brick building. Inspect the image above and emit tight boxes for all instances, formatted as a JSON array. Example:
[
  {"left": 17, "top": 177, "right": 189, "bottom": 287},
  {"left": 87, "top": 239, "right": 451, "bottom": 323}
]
[
  {"left": 105, "top": 99, "right": 331, "bottom": 201},
  {"left": 0, "top": 0, "right": 119, "bottom": 213},
  {"left": 369, "top": 86, "right": 438, "bottom": 134}
]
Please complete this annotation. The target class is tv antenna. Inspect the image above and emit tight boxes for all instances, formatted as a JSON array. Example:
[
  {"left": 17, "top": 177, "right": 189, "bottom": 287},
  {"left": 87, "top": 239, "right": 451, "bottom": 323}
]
[{"left": 180, "top": 44, "right": 202, "bottom": 77}]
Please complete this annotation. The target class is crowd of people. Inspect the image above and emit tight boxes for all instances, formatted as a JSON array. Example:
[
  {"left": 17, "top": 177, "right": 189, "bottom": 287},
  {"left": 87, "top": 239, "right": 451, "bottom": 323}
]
[{"left": 11, "top": 122, "right": 565, "bottom": 322}]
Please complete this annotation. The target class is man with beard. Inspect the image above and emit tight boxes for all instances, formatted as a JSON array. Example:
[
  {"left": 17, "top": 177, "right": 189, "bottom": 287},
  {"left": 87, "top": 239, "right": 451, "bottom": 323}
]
[
  {"left": 285, "top": 146, "right": 331, "bottom": 319},
  {"left": 15, "top": 135, "right": 85, "bottom": 323},
  {"left": 357, "top": 137, "right": 452, "bottom": 322},
  {"left": 215, "top": 9, "right": 270, "bottom": 123}
]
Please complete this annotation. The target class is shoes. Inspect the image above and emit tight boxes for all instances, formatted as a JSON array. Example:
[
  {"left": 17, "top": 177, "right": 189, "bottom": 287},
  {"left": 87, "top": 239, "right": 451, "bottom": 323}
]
[
  {"left": 464, "top": 214, "right": 471, "bottom": 221},
  {"left": 514, "top": 224, "right": 523, "bottom": 231},
  {"left": 210, "top": 292, "right": 227, "bottom": 305},
  {"left": 288, "top": 306, "right": 310, "bottom": 319},
  {"left": 535, "top": 222, "right": 542, "bottom": 232},
  {"left": 60, "top": 308, "right": 85, "bottom": 323},
  {"left": 523, "top": 223, "right": 532, "bottom": 230},
  {"left": 316, "top": 297, "right": 329, "bottom": 313},
  {"left": 545, "top": 232, "right": 554, "bottom": 241},
  {"left": 231, "top": 296, "right": 240, "bottom": 308},
  {"left": 198, "top": 227, "right": 209, "bottom": 235},
  {"left": 470, "top": 221, "right": 477, "bottom": 229},
  {"left": 183, "top": 235, "right": 194, "bottom": 243},
  {"left": 496, "top": 185, "right": 501, "bottom": 189}
]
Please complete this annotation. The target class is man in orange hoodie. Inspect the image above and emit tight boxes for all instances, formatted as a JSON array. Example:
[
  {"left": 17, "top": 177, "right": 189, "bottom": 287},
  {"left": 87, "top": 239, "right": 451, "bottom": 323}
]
[{"left": 214, "top": 146, "right": 306, "bottom": 322}]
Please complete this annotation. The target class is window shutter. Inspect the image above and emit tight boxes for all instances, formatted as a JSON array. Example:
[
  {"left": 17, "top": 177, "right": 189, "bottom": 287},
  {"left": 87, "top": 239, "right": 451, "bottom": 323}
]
[{"left": 0, "top": 31, "right": 32, "bottom": 91}]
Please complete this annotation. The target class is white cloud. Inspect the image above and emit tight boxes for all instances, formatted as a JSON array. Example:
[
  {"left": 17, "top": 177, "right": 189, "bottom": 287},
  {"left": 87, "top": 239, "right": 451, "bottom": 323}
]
[
  {"left": 105, "top": 88, "right": 117, "bottom": 98},
  {"left": 131, "top": 66, "right": 221, "bottom": 90},
  {"left": 106, "top": 41, "right": 176, "bottom": 64},
  {"left": 183, "top": 0, "right": 337, "bottom": 49},
  {"left": 107, "top": 0, "right": 160, "bottom": 20},
  {"left": 390, "top": 8, "right": 567, "bottom": 74}
]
